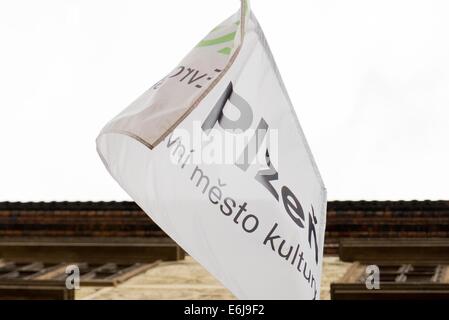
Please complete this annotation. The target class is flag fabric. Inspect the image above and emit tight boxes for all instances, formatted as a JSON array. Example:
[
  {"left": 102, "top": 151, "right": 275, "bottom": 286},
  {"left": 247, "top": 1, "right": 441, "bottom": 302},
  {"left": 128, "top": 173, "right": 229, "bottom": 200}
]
[{"left": 97, "top": 0, "right": 326, "bottom": 299}]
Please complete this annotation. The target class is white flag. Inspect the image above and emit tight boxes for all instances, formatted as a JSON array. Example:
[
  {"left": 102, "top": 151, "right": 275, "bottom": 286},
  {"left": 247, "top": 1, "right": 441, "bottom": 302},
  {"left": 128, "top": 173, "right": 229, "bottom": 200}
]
[{"left": 97, "top": 0, "right": 326, "bottom": 300}]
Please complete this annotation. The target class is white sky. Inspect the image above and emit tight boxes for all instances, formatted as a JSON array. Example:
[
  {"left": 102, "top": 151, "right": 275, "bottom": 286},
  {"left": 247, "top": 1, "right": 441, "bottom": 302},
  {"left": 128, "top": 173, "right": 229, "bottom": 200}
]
[{"left": 0, "top": 0, "right": 448, "bottom": 201}]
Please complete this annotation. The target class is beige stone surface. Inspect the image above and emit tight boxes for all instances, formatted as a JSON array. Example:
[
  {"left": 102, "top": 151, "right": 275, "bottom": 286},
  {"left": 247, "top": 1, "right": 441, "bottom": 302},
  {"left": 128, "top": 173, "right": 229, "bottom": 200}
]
[
  {"left": 77, "top": 256, "right": 351, "bottom": 300},
  {"left": 320, "top": 256, "right": 352, "bottom": 300}
]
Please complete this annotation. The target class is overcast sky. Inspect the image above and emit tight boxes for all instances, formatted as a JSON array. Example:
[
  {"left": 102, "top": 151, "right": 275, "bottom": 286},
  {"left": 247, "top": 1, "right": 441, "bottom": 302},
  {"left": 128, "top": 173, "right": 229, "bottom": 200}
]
[{"left": 0, "top": 0, "right": 448, "bottom": 201}]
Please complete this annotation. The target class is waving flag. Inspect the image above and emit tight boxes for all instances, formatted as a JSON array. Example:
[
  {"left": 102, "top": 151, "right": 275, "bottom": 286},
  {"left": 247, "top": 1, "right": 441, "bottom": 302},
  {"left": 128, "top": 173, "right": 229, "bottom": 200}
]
[{"left": 97, "top": 0, "right": 326, "bottom": 299}]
